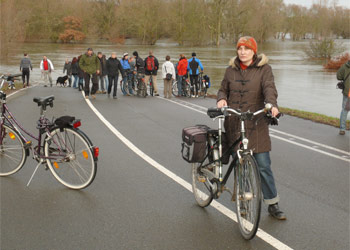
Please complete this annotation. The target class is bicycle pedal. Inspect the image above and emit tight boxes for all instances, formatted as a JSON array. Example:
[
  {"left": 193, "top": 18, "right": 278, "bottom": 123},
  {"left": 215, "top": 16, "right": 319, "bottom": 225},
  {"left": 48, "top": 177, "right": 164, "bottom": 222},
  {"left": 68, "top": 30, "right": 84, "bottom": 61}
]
[{"left": 197, "top": 175, "right": 206, "bottom": 183}]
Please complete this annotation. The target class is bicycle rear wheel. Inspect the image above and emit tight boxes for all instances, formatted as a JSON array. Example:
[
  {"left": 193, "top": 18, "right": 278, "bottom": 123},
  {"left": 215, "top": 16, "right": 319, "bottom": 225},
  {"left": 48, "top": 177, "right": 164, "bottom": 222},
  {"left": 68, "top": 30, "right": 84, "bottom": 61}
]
[
  {"left": 44, "top": 127, "right": 97, "bottom": 189},
  {"left": 235, "top": 154, "right": 261, "bottom": 240},
  {"left": 0, "top": 124, "right": 26, "bottom": 176},
  {"left": 192, "top": 163, "right": 214, "bottom": 207},
  {"left": 172, "top": 81, "right": 178, "bottom": 96},
  {"left": 184, "top": 83, "right": 191, "bottom": 97}
]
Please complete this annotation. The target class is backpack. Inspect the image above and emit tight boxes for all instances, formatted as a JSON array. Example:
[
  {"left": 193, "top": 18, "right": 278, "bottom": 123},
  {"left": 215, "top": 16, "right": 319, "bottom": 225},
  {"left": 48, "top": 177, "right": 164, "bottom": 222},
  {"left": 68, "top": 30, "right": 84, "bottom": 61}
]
[
  {"left": 189, "top": 59, "right": 199, "bottom": 75},
  {"left": 146, "top": 56, "right": 155, "bottom": 71}
]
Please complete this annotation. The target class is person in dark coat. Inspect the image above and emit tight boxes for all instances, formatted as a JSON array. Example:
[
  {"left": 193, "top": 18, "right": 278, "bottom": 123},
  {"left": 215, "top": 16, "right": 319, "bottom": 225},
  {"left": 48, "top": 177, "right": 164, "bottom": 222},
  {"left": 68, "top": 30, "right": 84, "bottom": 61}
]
[
  {"left": 106, "top": 52, "right": 125, "bottom": 99},
  {"left": 217, "top": 36, "right": 286, "bottom": 220},
  {"left": 63, "top": 59, "right": 72, "bottom": 87},
  {"left": 144, "top": 50, "right": 159, "bottom": 96},
  {"left": 77, "top": 55, "right": 84, "bottom": 91},
  {"left": 71, "top": 57, "right": 79, "bottom": 89},
  {"left": 97, "top": 52, "right": 108, "bottom": 94}
]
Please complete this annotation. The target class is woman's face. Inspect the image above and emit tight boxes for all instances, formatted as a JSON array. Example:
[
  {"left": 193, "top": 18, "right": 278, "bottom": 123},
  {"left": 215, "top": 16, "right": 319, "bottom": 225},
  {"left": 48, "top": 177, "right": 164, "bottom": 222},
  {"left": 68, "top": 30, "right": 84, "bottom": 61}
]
[{"left": 237, "top": 46, "right": 254, "bottom": 65}]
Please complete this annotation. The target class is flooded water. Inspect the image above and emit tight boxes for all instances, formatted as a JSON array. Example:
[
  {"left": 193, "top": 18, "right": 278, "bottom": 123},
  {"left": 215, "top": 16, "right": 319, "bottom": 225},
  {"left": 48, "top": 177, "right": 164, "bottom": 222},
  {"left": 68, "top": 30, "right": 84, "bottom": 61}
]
[{"left": 1, "top": 40, "right": 349, "bottom": 118}]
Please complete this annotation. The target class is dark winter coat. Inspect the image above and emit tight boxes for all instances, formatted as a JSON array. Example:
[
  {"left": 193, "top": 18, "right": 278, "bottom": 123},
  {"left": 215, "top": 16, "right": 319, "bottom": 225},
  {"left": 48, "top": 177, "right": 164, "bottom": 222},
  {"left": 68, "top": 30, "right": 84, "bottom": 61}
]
[
  {"left": 63, "top": 62, "right": 72, "bottom": 75},
  {"left": 106, "top": 57, "right": 125, "bottom": 77},
  {"left": 135, "top": 57, "right": 145, "bottom": 74},
  {"left": 217, "top": 54, "right": 278, "bottom": 153},
  {"left": 99, "top": 55, "right": 108, "bottom": 76},
  {"left": 144, "top": 56, "right": 159, "bottom": 75},
  {"left": 71, "top": 62, "right": 79, "bottom": 75}
]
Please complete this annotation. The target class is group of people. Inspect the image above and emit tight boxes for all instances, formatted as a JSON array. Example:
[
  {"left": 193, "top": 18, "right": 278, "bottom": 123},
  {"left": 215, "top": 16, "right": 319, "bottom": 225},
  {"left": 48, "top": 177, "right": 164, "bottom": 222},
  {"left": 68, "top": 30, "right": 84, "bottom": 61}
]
[{"left": 59, "top": 48, "right": 205, "bottom": 100}]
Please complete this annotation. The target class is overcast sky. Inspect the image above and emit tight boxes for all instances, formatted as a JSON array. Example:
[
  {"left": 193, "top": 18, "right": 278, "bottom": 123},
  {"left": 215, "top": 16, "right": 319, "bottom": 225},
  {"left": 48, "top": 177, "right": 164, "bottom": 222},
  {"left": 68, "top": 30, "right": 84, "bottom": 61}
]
[{"left": 283, "top": 0, "right": 350, "bottom": 8}]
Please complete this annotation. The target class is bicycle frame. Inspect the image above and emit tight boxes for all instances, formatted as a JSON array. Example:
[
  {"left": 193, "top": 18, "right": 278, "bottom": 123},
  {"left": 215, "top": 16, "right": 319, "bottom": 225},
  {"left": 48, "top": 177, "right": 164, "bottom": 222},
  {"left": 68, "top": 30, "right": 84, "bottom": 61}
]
[
  {"left": 0, "top": 100, "right": 51, "bottom": 158},
  {"left": 199, "top": 105, "right": 271, "bottom": 191}
]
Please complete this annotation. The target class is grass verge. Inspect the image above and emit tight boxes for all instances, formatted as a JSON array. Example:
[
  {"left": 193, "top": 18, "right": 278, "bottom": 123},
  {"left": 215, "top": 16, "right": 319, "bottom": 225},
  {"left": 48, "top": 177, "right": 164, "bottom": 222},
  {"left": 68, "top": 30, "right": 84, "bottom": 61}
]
[{"left": 279, "top": 107, "right": 349, "bottom": 130}]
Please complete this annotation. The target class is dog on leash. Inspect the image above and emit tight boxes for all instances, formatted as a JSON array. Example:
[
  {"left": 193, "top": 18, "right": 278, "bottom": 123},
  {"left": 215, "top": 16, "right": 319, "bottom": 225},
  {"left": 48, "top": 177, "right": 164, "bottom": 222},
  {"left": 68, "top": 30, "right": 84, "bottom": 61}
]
[{"left": 56, "top": 75, "right": 68, "bottom": 87}]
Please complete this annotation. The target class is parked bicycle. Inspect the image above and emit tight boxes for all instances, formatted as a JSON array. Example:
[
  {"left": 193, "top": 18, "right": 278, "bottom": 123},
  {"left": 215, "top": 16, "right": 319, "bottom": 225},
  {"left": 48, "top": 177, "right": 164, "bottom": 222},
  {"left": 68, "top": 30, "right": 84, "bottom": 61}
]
[
  {"left": 121, "top": 70, "right": 134, "bottom": 96},
  {"left": 181, "top": 104, "right": 276, "bottom": 239},
  {"left": 0, "top": 75, "right": 99, "bottom": 189},
  {"left": 149, "top": 75, "right": 154, "bottom": 97},
  {"left": 198, "top": 72, "right": 208, "bottom": 97},
  {"left": 172, "top": 76, "right": 191, "bottom": 97}
]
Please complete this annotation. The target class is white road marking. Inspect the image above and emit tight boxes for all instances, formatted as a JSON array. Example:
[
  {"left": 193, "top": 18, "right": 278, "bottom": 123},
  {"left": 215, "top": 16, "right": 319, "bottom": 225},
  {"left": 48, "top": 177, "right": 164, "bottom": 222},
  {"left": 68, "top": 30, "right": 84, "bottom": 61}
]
[
  {"left": 83, "top": 94, "right": 293, "bottom": 250},
  {"left": 159, "top": 97, "right": 350, "bottom": 163}
]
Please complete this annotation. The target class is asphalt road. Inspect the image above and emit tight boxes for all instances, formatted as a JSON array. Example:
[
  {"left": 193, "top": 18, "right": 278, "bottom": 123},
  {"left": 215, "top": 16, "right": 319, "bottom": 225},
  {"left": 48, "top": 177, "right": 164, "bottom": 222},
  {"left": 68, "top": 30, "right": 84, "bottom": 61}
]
[{"left": 0, "top": 85, "right": 349, "bottom": 250}]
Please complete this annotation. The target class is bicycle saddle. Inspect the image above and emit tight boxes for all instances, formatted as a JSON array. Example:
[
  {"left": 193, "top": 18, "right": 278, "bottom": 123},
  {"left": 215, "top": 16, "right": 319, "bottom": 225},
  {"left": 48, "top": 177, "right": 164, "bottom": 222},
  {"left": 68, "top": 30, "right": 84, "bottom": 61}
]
[
  {"left": 207, "top": 107, "right": 224, "bottom": 118},
  {"left": 33, "top": 95, "right": 55, "bottom": 107}
]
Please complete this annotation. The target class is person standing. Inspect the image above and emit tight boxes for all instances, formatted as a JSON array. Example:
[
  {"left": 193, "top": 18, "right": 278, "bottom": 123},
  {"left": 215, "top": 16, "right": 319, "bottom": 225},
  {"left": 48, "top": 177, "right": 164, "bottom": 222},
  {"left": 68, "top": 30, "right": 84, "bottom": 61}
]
[
  {"left": 63, "top": 59, "right": 72, "bottom": 87},
  {"left": 120, "top": 53, "right": 134, "bottom": 95},
  {"left": 77, "top": 55, "right": 84, "bottom": 91},
  {"left": 79, "top": 48, "right": 100, "bottom": 99},
  {"left": 162, "top": 55, "right": 176, "bottom": 99},
  {"left": 129, "top": 56, "right": 136, "bottom": 91},
  {"left": 187, "top": 52, "right": 204, "bottom": 98},
  {"left": 106, "top": 52, "right": 125, "bottom": 99},
  {"left": 97, "top": 52, "right": 108, "bottom": 94},
  {"left": 176, "top": 54, "right": 188, "bottom": 97},
  {"left": 20, "top": 53, "right": 33, "bottom": 88},
  {"left": 40, "top": 56, "right": 54, "bottom": 87},
  {"left": 217, "top": 36, "right": 286, "bottom": 220},
  {"left": 133, "top": 51, "right": 146, "bottom": 97},
  {"left": 71, "top": 57, "right": 79, "bottom": 89},
  {"left": 144, "top": 50, "right": 159, "bottom": 96},
  {"left": 337, "top": 60, "right": 350, "bottom": 135}
]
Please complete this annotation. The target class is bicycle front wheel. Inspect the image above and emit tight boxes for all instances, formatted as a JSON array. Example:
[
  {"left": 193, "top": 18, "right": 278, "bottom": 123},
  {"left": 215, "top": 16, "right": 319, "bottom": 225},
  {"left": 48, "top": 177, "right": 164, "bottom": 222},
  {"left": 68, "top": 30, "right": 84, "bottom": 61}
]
[
  {"left": 44, "top": 127, "right": 97, "bottom": 189},
  {"left": 0, "top": 124, "right": 26, "bottom": 176},
  {"left": 235, "top": 154, "right": 261, "bottom": 240},
  {"left": 192, "top": 163, "right": 214, "bottom": 207}
]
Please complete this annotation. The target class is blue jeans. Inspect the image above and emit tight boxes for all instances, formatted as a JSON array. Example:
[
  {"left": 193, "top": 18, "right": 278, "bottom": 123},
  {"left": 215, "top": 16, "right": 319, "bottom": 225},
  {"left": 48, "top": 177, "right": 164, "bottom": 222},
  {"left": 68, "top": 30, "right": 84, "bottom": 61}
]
[
  {"left": 177, "top": 75, "right": 184, "bottom": 96},
  {"left": 253, "top": 152, "right": 279, "bottom": 205},
  {"left": 123, "top": 73, "right": 134, "bottom": 95},
  {"left": 72, "top": 75, "right": 79, "bottom": 88},
  {"left": 340, "top": 95, "right": 349, "bottom": 131},
  {"left": 99, "top": 75, "right": 108, "bottom": 91}
]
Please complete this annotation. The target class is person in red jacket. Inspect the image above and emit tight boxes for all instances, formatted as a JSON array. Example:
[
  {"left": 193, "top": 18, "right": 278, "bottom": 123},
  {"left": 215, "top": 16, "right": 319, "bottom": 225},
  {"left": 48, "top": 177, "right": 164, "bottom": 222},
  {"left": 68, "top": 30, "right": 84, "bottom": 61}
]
[{"left": 176, "top": 54, "right": 188, "bottom": 97}]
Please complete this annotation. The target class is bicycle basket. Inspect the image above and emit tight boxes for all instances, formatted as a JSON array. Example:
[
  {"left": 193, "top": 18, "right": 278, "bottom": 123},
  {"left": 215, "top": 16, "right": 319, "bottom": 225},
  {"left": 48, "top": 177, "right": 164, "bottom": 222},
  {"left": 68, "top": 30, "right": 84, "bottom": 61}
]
[{"left": 181, "top": 125, "right": 209, "bottom": 163}]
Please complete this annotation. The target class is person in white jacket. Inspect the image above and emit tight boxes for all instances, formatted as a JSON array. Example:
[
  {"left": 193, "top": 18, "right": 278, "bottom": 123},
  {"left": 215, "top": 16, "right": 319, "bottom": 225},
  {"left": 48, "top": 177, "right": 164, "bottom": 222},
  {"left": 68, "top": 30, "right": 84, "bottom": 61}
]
[
  {"left": 162, "top": 55, "right": 176, "bottom": 98},
  {"left": 40, "top": 56, "right": 54, "bottom": 87}
]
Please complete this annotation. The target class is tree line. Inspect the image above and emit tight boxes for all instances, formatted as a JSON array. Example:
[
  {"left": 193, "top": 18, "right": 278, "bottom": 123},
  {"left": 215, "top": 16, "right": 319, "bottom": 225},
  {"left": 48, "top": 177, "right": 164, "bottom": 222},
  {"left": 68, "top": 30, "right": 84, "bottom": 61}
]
[{"left": 1, "top": 0, "right": 349, "bottom": 48}]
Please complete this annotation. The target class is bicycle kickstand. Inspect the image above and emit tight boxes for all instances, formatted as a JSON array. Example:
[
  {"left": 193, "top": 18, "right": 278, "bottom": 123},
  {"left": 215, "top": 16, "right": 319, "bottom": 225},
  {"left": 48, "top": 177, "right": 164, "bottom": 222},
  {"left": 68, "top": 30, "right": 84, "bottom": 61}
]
[{"left": 27, "top": 159, "right": 45, "bottom": 187}]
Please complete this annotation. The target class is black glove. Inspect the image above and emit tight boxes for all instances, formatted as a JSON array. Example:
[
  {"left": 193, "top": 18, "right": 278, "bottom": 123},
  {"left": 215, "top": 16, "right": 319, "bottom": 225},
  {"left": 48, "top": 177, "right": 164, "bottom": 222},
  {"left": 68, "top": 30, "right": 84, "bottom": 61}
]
[{"left": 265, "top": 112, "right": 283, "bottom": 126}]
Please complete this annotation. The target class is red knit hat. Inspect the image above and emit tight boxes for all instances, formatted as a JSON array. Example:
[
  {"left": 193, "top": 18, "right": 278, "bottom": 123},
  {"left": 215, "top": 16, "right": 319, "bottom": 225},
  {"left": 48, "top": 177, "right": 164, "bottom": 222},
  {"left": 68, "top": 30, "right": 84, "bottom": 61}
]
[{"left": 236, "top": 36, "right": 258, "bottom": 54}]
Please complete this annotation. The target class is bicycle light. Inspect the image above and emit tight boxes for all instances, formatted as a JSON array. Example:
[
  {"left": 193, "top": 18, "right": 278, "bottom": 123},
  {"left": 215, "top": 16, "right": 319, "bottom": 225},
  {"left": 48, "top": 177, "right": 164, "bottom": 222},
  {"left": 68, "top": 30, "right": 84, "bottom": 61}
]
[
  {"left": 93, "top": 147, "right": 99, "bottom": 158},
  {"left": 73, "top": 120, "right": 81, "bottom": 128}
]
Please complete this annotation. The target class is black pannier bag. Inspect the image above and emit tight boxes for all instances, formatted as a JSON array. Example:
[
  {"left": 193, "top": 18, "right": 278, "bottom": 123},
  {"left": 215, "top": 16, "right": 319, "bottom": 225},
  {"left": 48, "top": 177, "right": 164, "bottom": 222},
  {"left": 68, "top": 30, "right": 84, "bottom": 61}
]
[{"left": 181, "top": 125, "right": 209, "bottom": 163}]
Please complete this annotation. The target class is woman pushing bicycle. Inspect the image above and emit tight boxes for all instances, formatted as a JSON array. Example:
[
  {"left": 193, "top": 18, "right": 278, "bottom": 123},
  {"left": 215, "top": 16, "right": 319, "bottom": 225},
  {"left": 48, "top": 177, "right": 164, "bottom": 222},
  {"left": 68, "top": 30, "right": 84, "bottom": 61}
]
[{"left": 216, "top": 36, "right": 286, "bottom": 220}]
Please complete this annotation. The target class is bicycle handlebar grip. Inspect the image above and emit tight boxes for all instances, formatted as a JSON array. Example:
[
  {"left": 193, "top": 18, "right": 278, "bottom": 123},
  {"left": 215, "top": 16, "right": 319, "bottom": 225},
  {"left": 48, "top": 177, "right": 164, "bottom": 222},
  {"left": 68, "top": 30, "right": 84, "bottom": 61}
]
[{"left": 207, "top": 107, "right": 224, "bottom": 118}]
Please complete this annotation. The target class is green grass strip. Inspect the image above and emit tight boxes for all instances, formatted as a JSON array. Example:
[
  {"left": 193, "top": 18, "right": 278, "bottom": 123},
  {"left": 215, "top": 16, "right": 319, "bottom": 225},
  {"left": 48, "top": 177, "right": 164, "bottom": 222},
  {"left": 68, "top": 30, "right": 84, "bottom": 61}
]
[{"left": 279, "top": 107, "right": 349, "bottom": 130}]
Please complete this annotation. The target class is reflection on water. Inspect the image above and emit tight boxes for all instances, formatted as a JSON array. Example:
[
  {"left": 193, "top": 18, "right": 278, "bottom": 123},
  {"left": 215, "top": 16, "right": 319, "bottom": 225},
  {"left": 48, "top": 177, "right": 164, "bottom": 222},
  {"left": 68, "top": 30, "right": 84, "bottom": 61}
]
[{"left": 0, "top": 40, "right": 349, "bottom": 117}]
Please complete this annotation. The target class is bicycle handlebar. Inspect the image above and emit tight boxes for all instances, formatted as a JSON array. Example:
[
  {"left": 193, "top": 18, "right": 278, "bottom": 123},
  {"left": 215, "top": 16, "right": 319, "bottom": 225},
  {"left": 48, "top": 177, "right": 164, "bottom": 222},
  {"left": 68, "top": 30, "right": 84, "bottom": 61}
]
[{"left": 207, "top": 103, "right": 272, "bottom": 119}]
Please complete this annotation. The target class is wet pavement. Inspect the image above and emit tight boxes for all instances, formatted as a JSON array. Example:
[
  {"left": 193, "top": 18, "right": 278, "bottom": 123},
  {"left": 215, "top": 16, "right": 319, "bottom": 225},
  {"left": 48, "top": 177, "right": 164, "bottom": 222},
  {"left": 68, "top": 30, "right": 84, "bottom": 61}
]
[{"left": 0, "top": 85, "right": 349, "bottom": 249}]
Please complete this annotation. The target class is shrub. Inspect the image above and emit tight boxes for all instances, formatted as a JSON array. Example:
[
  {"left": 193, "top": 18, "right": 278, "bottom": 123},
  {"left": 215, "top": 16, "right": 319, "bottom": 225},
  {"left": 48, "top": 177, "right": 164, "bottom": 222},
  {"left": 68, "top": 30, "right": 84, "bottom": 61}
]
[
  {"left": 324, "top": 53, "right": 350, "bottom": 70},
  {"left": 304, "top": 38, "right": 346, "bottom": 59},
  {"left": 59, "top": 16, "right": 86, "bottom": 43}
]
